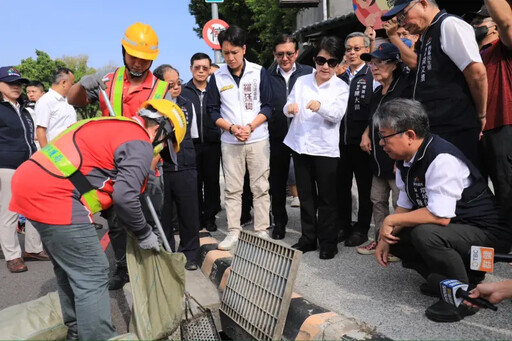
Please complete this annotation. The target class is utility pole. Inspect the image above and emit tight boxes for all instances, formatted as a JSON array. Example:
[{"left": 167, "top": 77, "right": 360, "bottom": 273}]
[{"left": 211, "top": 3, "right": 222, "bottom": 64}]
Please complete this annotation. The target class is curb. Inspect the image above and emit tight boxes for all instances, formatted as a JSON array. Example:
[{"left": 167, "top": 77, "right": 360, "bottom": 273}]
[{"left": 198, "top": 231, "right": 390, "bottom": 340}]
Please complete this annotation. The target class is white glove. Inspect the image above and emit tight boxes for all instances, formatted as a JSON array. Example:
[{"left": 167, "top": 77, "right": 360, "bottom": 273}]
[{"left": 138, "top": 231, "right": 160, "bottom": 253}]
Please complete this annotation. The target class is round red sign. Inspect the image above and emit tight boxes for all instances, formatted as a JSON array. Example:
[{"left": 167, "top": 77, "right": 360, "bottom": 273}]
[{"left": 202, "top": 19, "right": 229, "bottom": 50}]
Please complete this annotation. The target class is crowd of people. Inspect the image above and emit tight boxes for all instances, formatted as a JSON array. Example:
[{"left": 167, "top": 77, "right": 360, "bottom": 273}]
[{"left": 0, "top": 0, "right": 511, "bottom": 338}]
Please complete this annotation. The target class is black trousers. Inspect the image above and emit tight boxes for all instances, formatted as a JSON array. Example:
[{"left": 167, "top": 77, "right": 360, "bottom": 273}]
[
  {"left": 109, "top": 170, "right": 164, "bottom": 270},
  {"left": 293, "top": 153, "right": 338, "bottom": 252},
  {"left": 481, "top": 125, "right": 512, "bottom": 227},
  {"left": 162, "top": 169, "right": 200, "bottom": 262},
  {"left": 390, "top": 223, "right": 511, "bottom": 283},
  {"left": 270, "top": 139, "right": 291, "bottom": 226},
  {"left": 195, "top": 141, "right": 222, "bottom": 225},
  {"left": 337, "top": 144, "right": 373, "bottom": 233}
]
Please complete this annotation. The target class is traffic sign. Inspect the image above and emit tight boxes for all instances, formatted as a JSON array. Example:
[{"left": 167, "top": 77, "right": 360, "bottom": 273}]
[
  {"left": 202, "top": 19, "right": 229, "bottom": 50},
  {"left": 205, "top": 0, "right": 224, "bottom": 3}
]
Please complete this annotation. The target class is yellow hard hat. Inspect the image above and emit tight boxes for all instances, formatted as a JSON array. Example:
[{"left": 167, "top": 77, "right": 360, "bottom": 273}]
[
  {"left": 121, "top": 23, "right": 159, "bottom": 61},
  {"left": 139, "top": 99, "right": 187, "bottom": 154}
]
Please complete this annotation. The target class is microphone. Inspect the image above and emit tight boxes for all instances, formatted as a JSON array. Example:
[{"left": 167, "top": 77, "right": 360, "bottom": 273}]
[
  {"left": 428, "top": 274, "right": 498, "bottom": 311},
  {"left": 469, "top": 246, "right": 512, "bottom": 272}
]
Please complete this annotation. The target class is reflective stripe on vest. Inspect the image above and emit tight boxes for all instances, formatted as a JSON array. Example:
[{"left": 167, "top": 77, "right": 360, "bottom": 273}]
[
  {"left": 35, "top": 117, "right": 146, "bottom": 214},
  {"left": 109, "top": 66, "right": 169, "bottom": 116}
]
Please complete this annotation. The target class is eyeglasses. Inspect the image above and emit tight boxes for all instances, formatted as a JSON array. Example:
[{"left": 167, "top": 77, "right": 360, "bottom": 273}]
[
  {"left": 193, "top": 65, "right": 210, "bottom": 72},
  {"left": 275, "top": 51, "right": 296, "bottom": 58},
  {"left": 397, "top": 1, "right": 420, "bottom": 24},
  {"left": 368, "top": 59, "right": 393, "bottom": 68},
  {"left": 345, "top": 46, "right": 364, "bottom": 53},
  {"left": 378, "top": 130, "right": 406, "bottom": 142},
  {"left": 169, "top": 79, "right": 183, "bottom": 88},
  {"left": 313, "top": 56, "right": 339, "bottom": 68}
]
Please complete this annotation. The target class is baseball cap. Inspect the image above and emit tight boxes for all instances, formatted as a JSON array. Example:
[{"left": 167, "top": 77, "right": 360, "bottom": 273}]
[
  {"left": 381, "top": 0, "right": 414, "bottom": 21},
  {"left": 463, "top": 5, "right": 491, "bottom": 23},
  {"left": 361, "top": 43, "right": 401, "bottom": 62},
  {"left": 0, "top": 66, "right": 29, "bottom": 84}
]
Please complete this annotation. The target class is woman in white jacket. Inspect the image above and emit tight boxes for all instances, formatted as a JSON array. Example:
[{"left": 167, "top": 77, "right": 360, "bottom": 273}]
[{"left": 283, "top": 36, "right": 349, "bottom": 260}]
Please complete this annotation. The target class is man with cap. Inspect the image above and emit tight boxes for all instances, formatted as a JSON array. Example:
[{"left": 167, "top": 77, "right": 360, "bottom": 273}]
[
  {"left": 469, "top": 1, "right": 512, "bottom": 228},
  {"left": 0, "top": 66, "right": 48, "bottom": 274},
  {"left": 381, "top": 0, "right": 488, "bottom": 172},
  {"left": 10, "top": 99, "right": 185, "bottom": 340},
  {"left": 67, "top": 22, "right": 173, "bottom": 290}
]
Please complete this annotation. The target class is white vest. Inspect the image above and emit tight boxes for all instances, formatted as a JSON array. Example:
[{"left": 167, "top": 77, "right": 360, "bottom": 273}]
[{"left": 215, "top": 60, "right": 268, "bottom": 144}]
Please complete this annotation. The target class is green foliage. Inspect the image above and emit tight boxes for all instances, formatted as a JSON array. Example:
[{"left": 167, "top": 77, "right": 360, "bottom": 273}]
[
  {"left": 189, "top": 0, "right": 298, "bottom": 67},
  {"left": 17, "top": 50, "right": 100, "bottom": 120}
]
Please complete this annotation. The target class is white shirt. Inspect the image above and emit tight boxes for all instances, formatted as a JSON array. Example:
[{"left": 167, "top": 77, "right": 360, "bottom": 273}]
[
  {"left": 396, "top": 153, "right": 471, "bottom": 218},
  {"left": 283, "top": 72, "right": 349, "bottom": 157},
  {"left": 438, "top": 16, "right": 482, "bottom": 71},
  {"left": 277, "top": 63, "right": 296, "bottom": 85},
  {"left": 35, "top": 88, "right": 77, "bottom": 142}
]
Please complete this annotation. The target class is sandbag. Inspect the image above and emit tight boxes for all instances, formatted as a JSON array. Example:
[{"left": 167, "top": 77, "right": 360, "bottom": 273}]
[
  {"left": 126, "top": 233, "right": 186, "bottom": 340},
  {"left": 0, "top": 291, "right": 66, "bottom": 340}
]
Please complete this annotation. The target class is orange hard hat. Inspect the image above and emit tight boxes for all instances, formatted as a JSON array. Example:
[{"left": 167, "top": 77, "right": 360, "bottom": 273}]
[{"left": 121, "top": 23, "right": 159, "bottom": 61}]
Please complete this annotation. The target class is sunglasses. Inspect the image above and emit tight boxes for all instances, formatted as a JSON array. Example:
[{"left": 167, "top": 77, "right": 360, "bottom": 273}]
[
  {"left": 275, "top": 51, "right": 296, "bottom": 58},
  {"left": 314, "top": 56, "right": 339, "bottom": 68},
  {"left": 193, "top": 65, "right": 210, "bottom": 71}
]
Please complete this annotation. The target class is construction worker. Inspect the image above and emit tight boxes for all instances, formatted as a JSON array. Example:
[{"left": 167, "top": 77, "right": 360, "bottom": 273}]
[
  {"left": 68, "top": 22, "right": 172, "bottom": 290},
  {"left": 9, "top": 99, "right": 186, "bottom": 341}
]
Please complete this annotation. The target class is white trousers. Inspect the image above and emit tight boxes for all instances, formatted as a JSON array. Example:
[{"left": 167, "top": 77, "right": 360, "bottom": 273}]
[{"left": 0, "top": 168, "right": 43, "bottom": 261}]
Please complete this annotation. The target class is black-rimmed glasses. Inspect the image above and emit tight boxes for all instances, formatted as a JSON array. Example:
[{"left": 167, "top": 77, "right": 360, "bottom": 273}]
[{"left": 378, "top": 130, "right": 406, "bottom": 142}]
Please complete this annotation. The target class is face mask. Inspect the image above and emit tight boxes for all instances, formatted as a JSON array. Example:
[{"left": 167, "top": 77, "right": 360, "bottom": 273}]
[{"left": 474, "top": 26, "right": 489, "bottom": 43}]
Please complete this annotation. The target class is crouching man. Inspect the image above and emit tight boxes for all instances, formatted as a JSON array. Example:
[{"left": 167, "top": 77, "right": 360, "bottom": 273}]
[
  {"left": 373, "top": 98, "right": 512, "bottom": 322},
  {"left": 9, "top": 99, "right": 185, "bottom": 340}
]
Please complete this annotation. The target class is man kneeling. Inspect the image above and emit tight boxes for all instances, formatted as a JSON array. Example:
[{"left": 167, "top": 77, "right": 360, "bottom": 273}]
[{"left": 373, "top": 98, "right": 512, "bottom": 322}]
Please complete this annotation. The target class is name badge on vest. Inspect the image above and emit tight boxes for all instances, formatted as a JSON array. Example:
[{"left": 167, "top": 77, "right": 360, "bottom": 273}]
[
  {"left": 419, "top": 37, "right": 433, "bottom": 83},
  {"left": 242, "top": 80, "right": 257, "bottom": 111},
  {"left": 353, "top": 78, "right": 368, "bottom": 111},
  {"left": 412, "top": 176, "right": 428, "bottom": 206}
]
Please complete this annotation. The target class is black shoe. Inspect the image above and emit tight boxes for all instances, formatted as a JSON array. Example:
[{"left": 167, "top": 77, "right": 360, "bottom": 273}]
[
  {"left": 108, "top": 267, "right": 129, "bottom": 290},
  {"left": 240, "top": 214, "right": 253, "bottom": 226},
  {"left": 185, "top": 260, "right": 198, "bottom": 271},
  {"left": 425, "top": 299, "right": 479, "bottom": 322},
  {"left": 420, "top": 282, "right": 441, "bottom": 298},
  {"left": 205, "top": 221, "right": 217, "bottom": 232},
  {"left": 291, "top": 242, "right": 317, "bottom": 253},
  {"left": 66, "top": 324, "right": 78, "bottom": 340},
  {"left": 337, "top": 228, "right": 352, "bottom": 243},
  {"left": 271, "top": 224, "right": 286, "bottom": 240},
  {"left": 344, "top": 232, "right": 368, "bottom": 247},
  {"left": 319, "top": 249, "right": 338, "bottom": 260}
]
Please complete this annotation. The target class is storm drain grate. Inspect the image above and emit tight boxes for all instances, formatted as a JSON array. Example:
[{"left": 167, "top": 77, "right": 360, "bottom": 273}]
[{"left": 220, "top": 231, "right": 302, "bottom": 341}]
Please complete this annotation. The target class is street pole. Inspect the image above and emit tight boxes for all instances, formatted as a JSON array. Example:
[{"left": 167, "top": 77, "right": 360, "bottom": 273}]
[{"left": 211, "top": 3, "right": 222, "bottom": 64}]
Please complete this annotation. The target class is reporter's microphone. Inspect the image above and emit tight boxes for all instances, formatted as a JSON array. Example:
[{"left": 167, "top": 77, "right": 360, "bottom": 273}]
[
  {"left": 470, "top": 246, "right": 512, "bottom": 272},
  {"left": 436, "top": 277, "right": 498, "bottom": 311}
]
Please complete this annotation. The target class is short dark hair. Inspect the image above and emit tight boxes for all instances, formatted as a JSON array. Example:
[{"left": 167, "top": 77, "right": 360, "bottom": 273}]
[
  {"left": 273, "top": 34, "right": 298, "bottom": 51},
  {"left": 190, "top": 53, "right": 211, "bottom": 66},
  {"left": 52, "top": 67, "right": 73, "bottom": 85},
  {"left": 317, "top": 36, "right": 343, "bottom": 60},
  {"left": 153, "top": 64, "right": 179, "bottom": 81},
  {"left": 218, "top": 25, "right": 247, "bottom": 48},
  {"left": 27, "top": 81, "right": 45, "bottom": 92},
  {"left": 211, "top": 63, "right": 220, "bottom": 69}
]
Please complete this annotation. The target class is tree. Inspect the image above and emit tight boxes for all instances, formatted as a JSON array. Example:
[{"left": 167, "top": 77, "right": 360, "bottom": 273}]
[
  {"left": 189, "top": 0, "right": 298, "bottom": 67},
  {"left": 17, "top": 50, "right": 100, "bottom": 119}
]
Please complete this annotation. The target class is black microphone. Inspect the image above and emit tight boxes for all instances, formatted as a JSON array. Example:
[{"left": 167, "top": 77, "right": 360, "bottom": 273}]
[{"left": 428, "top": 274, "right": 498, "bottom": 311}]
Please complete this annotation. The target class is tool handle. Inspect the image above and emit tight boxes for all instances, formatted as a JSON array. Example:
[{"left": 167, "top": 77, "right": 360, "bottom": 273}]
[{"left": 144, "top": 195, "right": 172, "bottom": 252}]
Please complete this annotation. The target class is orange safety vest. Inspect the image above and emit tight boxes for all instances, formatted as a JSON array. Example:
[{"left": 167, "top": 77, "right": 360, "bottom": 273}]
[{"left": 30, "top": 117, "right": 149, "bottom": 215}]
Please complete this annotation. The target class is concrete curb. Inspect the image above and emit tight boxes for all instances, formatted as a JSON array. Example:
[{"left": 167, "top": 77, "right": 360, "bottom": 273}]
[{"left": 198, "top": 231, "right": 390, "bottom": 340}]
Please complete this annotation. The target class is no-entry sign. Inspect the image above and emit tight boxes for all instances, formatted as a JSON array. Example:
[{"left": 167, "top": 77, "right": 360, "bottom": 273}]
[{"left": 202, "top": 19, "right": 229, "bottom": 50}]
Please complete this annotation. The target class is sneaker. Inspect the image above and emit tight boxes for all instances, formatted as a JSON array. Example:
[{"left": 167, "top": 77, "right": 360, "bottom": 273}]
[
  {"left": 290, "top": 196, "right": 300, "bottom": 207},
  {"left": 255, "top": 231, "right": 271, "bottom": 240},
  {"left": 108, "top": 267, "right": 129, "bottom": 290},
  {"left": 185, "top": 260, "right": 198, "bottom": 271},
  {"left": 357, "top": 241, "right": 377, "bottom": 255},
  {"left": 218, "top": 232, "right": 239, "bottom": 250}
]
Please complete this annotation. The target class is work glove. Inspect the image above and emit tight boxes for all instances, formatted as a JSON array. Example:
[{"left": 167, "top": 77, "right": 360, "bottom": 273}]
[
  {"left": 138, "top": 231, "right": 161, "bottom": 253},
  {"left": 80, "top": 73, "right": 106, "bottom": 91}
]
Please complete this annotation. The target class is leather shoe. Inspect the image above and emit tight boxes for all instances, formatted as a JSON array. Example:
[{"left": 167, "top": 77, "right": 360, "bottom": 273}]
[
  {"left": 271, "top": 224, "right": 286, "bottom": 240},
  {"left": 425, "top": 299, "right": 478, "bottom": 322},
  {"left": 344, "top": 232, "right": 368, "bottom": 247},
  {"left": 109, "top": 267, "right": 129, "bottom": 290},
  {"left": 337, "top": 228, "right": 352, "bottom": 243},
  {"left": 291, "top": 242, "right": 317, "bottom": 253},
  {"left": 185, "top": 260, "right": 198, "bottom": 271},
  {"left": 205, "top": 221, "right": 217, "bottom": 232},
  {"left": 7, "top": 258, "right": 27, "bottom": 273},
  {"left": 23, "top": 251, "right": 50, "bottom": 261},
  {"left": 319, "top": 249, "right": 338, "bottom": 260}
]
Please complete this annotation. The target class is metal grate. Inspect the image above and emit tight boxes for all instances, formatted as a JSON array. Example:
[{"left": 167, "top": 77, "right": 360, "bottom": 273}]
[{"left": 220, "top": 231, "right": 302, "bottom": 341}]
